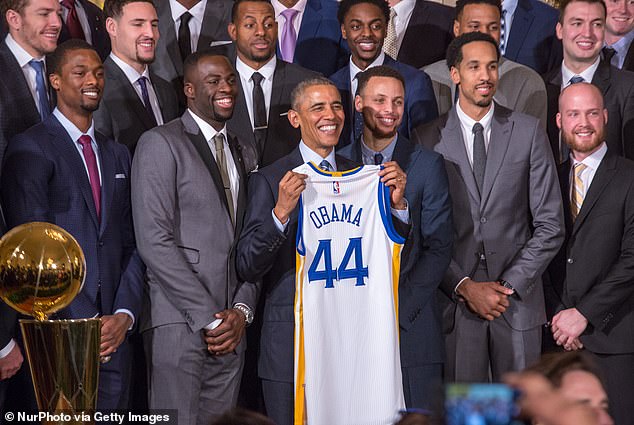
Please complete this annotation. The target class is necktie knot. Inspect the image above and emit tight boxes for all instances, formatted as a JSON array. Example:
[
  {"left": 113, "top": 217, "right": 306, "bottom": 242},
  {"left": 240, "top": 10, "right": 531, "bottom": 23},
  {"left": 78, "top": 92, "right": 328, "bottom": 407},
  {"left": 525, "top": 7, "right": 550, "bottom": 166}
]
[
  {"left": 252, "top": 72, "right": 264, "bottom": 86},
  {"left": 569, "top": 75, "right": 585, "bottom": 85},
  {"left": 319, "top": 159, "right": 333, "bottom": 172},
  {"left": 213, "top": 132, "right": 225, "bottom": 151},
  {"left": 373, "top": 152, "right": 384, "bottom": 165},
  {"left": 281, "top": 8, "right": 298, "bottom": 21},
  {"left": 29, "top": 59, "right": 44, "bottom": 73},
  {"left": 78, "top": 134, "right": 92, "bottom": 148},
  {"left": 472, "top": 122, "right": 484, "bottom": 135},
  {"left": 603, "top": 46, "right": 616, "bottom": 64},
  {"left": 574, "top": 162, "right": 587, "bottom": 177},
  {"left": 181, "top": 11, "right": 192, "bottom": 25}
]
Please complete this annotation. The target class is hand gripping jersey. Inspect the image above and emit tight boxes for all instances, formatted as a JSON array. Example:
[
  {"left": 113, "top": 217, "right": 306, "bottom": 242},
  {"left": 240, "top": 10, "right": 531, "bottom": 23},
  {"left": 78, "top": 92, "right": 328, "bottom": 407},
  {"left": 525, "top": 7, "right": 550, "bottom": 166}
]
[{"left": 294, "top": 162, "right": 406, "bottom": 425}]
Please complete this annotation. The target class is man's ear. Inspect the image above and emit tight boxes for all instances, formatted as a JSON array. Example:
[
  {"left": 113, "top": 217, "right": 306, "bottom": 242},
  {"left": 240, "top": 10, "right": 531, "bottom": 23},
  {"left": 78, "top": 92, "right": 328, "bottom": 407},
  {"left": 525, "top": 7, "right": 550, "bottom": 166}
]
[
  {"left": 288, "top": 109, "right": 300, "bottom": 129},
  {"left": 49, "top": 73, "right": 61, "bottom": 91}
]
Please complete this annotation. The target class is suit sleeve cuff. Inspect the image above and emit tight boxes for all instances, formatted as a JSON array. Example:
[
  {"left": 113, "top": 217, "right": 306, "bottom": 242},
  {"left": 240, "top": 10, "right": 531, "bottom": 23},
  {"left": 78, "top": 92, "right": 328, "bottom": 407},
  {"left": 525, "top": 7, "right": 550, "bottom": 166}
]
[
  {"left": 114, "top": 309, "right": 135, "bottom": 331},
  {"left": 0, "top": 339, "right": 16, "bottom": 359}
]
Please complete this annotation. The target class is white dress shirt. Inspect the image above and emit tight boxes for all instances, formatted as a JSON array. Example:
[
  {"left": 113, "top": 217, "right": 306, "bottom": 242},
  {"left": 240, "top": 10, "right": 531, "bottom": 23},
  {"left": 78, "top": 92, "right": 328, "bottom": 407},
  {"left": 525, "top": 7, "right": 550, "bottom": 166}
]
[
  {"left": 455, "top": 100, "right": 495, "bottom": 168},
  {"left": 391, "top": 0, "right": 416, "bottom": 55},
  {"left": 561, "top": 57, "right": 600, "bottom": 88},
  {"left": 569, "top": 142, "right": 607, "bottom": 202},
  {"left": 272, "top": 0, "right": 308, "bottom": 46},
  {"left": 59, "top": 0, "right": 92, "bottom": 44},
  {"left": 5, "top": 34, "right": 47, "bottom": 116},
  {"left": 349, "top": 51, "right": 385, "bottom": 97},
  {"left": 236, "top": 55, "right": 277, "bottom": 129},
  {"left": 169, "top": 0, "right": 208, "bottom": 53},
  {"left": 109, "top": 53, "right": 164, "bottom": 125}
]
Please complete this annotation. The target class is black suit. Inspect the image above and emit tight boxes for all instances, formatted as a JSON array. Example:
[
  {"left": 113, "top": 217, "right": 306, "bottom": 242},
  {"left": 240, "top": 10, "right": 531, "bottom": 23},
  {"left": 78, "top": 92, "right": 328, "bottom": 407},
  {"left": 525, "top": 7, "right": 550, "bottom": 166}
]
[
  {"left": 236, "top": 147, "right": 358, "bottom": 425},
  {"left": 94, "top": 56, "right": 179, "bottom": 154},
  {"left": 544, "top": 60, "right": 634, "bottom": 161},
  {"left": 397, "top": 1, "right": 454, "bottom": 69},
  {"left": 227, "top": 58, "right": 319, "bottom": 171},
  {"left": 58, "top": 0, "right": 110, "bottom": 60},
  {"left": 546, "top": 152, "right": 634, "bottom": 425}
]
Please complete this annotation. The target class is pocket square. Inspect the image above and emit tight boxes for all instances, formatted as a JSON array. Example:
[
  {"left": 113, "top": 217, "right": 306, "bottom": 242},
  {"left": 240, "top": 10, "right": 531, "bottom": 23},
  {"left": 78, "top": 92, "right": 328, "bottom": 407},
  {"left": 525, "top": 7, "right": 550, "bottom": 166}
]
[
  {"left": 115, "top": 173, "right": 127, "bottom": 179},
  {"left": 279, "top": 112, "right": 289, "bottom": 117},
  {"left": 210, "top": 40, "right": 232, "bottom": 47}
]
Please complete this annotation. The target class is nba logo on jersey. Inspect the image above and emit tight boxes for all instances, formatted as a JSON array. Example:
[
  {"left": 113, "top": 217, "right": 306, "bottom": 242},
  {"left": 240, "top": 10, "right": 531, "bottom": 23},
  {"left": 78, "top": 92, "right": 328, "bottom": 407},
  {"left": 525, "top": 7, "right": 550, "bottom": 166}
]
[{"left": 293, "top": 161, "right": 406, "bottom": 425}]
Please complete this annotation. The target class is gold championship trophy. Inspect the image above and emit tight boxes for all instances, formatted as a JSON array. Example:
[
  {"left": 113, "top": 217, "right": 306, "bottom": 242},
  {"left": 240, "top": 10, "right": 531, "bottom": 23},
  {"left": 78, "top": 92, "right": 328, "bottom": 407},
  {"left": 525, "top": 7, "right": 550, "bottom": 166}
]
[{"left": 0, "top": 222, "right": 99, "bottom": 423}]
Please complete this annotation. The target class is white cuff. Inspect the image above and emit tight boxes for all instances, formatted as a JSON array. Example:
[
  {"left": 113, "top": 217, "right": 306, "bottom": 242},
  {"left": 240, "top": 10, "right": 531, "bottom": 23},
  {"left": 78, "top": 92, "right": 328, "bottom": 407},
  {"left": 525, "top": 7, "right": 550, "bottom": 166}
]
[
  {"left": 0, "top": 339, "right": 16, "bottom": 359},
  {"left": 272, "top": 209, "right": 289, "bottom": 232},
  {"left": 114, "top": 309, "right": 135, "bottom": 330}
]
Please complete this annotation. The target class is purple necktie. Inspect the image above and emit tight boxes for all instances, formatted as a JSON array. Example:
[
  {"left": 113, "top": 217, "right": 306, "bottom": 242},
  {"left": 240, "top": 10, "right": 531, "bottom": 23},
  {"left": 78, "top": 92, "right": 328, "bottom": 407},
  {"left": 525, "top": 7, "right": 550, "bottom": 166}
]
[
  {"left": 280, "top": 9, "right": 298, "bottom": 62},
  {"left": 78, "top": 135, "right": 101, "bottom": 220}
]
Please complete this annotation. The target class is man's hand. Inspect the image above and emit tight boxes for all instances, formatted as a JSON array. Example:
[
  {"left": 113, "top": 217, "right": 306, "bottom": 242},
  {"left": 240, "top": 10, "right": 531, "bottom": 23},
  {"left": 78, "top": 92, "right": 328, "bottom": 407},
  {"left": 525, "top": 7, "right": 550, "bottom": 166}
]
[
  {"left": 203, "top": 309, "right": 246, "bottom": 355},
  {"left": 551, "top": 308, "right": 588, "bottom": 349},
  {"left": 457, "top": 279, "right": 514, "bottom": 320},
  {"left": 273, "top": 171, "right": 307, "bottom": 224},
  {"left": 378, "top": 161, "right": 407, "bottom": 210},
  {"left": 0, "top": 344, "right": 23, "bottom": 380},
  {"left": 100, "top": 313, "right": 132, "bottom": 357}
]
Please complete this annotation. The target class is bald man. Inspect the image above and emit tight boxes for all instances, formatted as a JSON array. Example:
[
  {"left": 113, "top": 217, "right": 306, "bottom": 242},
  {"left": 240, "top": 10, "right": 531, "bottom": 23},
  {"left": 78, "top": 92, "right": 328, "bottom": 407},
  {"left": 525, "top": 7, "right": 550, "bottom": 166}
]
[{"left": 546, "top": 82, "right": 634, "bottom": 425}]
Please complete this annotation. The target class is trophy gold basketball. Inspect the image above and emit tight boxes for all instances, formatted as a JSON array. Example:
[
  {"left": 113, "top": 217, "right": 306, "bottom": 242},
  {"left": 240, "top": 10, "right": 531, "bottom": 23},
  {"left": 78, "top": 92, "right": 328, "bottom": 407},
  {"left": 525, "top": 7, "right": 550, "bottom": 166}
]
[{"left": 0, "top": 222, "right": 99, "bottom": 422}]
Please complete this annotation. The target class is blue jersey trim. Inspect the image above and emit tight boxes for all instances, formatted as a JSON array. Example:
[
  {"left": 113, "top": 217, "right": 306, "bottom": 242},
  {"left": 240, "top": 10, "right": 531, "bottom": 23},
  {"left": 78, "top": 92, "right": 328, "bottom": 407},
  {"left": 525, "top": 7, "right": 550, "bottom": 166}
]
[
  {"left": 306, "top": 161, "right": 364, "bottom": 176},
  {"left": 296, "top": 196, "right": 305, "bottom": 256},
  {"left": 378, "top": 181, "right": 406, "bottom": 245}
]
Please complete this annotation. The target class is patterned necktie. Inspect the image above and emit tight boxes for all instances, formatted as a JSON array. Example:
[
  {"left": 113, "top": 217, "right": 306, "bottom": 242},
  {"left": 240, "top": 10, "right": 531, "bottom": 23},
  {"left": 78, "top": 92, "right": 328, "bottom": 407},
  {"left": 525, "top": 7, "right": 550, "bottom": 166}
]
[
  {"left": 319, "top": 159, "right": 333, "bottom": 172},
  {"left": 500, "top": 10, "right": 507, "bottom": 55},
  {"left": 29, "top": 60, "right": 50, "bottom": 120},
  {"left": 213, "top": 133, "right": 235, "bottom": 224},
  {"left": 78, "top": 135, "right": 101, "bottom": 220},
  {"left": 179, "top": 12, "right": 193, "bottom": 62},
  {"left": 137, "top": 76, "right": 157, "bottom": 126},
  {"left": 373, "top": 152, "right": 384, "bottom": 165},
  {"left": 280, "top": 9, "right": 299, "bottom": 62},
  {"left": 383, "top": 8, "right": 398, "bottom": 59},
  {"left": 571, "top": 163, "right": 587, "bottom": 220},
  {"left": 472, "top": 122, "right": 486, "bottom": 192},
  {"left": 603, "top": 47, "right": 617, "bottom": 66},
  {"left": 61, "top": 0, "right": 85, "bottom": 40},
  {"left": 569, "top": 75, "right": 585, "bottom": 85}
]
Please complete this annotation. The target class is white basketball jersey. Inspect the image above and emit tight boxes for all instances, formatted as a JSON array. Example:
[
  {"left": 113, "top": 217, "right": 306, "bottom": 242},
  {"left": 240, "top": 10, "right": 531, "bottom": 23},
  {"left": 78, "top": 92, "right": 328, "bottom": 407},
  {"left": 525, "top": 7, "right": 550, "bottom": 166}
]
[{"left": 294, "top": 162, "right": 406, "bottom": 425}]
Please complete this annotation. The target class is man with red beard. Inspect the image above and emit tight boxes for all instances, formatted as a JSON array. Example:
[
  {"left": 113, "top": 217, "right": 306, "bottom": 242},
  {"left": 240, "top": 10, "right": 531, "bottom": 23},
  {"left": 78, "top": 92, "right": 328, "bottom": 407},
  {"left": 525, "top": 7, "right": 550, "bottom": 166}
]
[
  {"left": 132, "top": 53, "right": 257, "bottom": 425},
  {"left": 546, "top": 82, "right": 634, "bottom": 425},
  {"left": 339, "top": 65, "right": 452, "bottom": 412},
  {"left": 94, "top": 0, "right": 179, "bottom": 154}
]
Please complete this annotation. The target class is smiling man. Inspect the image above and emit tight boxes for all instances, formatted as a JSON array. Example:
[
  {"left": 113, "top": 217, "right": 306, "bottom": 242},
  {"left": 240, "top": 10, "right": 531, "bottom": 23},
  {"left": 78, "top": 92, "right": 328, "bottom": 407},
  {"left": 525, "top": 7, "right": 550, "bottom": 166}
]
[
  {"left": 132, "top": 53, "right": 257, "bottom": 425},
  {"left": 1, "top": 39, "right": 144, "bottom": 411},
  {"left": 603, "top": 0, "right": 634, "bottom": 71}
]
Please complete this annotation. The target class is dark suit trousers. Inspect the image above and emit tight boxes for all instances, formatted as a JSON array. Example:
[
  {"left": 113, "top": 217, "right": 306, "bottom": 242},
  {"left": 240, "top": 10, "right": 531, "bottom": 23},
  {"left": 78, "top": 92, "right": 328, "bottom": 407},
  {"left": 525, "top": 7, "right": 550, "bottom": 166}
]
[
  {"left": 588, "top": 351, "right": 634, "bottom": 425},
  {"left": 261, "top": 379, "right": 293, "bottom": 425},
  {"left": 444, "top": 266, "right": 541, "bottom": 382}
]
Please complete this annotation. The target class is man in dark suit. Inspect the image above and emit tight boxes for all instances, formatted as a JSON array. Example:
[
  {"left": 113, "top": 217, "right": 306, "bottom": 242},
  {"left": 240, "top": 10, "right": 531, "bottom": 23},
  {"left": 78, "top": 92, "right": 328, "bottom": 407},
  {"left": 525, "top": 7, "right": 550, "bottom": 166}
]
[
  {"left": 546, "top": 82, "right": 634, "bottom": 425},
  {"left": 226, "top": 0, "right": 319, "bottom": 171},
  {"left": 339, "top": 66, "right": 452, "bottom": 411},
  {"left": 603, "top": 0, "right": 634, "bottom": 72},
  {"left": 1, "top": 39, "right": 144, "bottom": 410},
  {"left": 273, "top": 0, "right": 349, "bottom": 76},
  {"left": 385, "top": 0, "right": 454, "bottom": 69},
  {"left": 544, "top": 0, "right": 634, "bottom": 163},
  {"left": 330, "top": 0, "right": 437, "bottom": 147},
  {"left": 58, "top": 0, "right": 111, "bottom": 60},
  {"left": 501, "top": 0, "right": 561, "bottom": 75},
  {"left": 237, "top": 77, "right": 410, "bottom": 425},
  {"left": 413, "top": 32, "right": 564, "bottom": 382},
  {"left": 132, "top": 53, "right": 257, "bottom": 425},
  {"left": 93, "top": 0, "right": 179, "bottom": 154},
  {"left": 152, "top": 0, "right": 234, "bottom": 109}
]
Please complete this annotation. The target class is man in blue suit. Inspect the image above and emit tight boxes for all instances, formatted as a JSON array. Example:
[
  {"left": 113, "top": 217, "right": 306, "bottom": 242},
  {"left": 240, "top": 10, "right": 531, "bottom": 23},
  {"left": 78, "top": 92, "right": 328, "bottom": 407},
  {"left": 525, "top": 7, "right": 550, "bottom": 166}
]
[
  {"left": 0, "top": 39, "right": 144, "bottom": 411},
  {"left": 339, "top": 66, "right": 452, "bottom": 411},
  {"left": 329, "top": 0, "right": 437, "bottom": 147},
  {"left": 273, "top": 0, "right": 349, "bottom": 76}
]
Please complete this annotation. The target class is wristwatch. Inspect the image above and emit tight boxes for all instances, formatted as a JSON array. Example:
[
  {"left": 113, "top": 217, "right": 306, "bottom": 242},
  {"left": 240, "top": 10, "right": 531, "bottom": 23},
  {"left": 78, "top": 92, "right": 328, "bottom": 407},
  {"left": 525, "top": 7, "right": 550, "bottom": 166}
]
[{"left": 233, "top": 303, "right": 254, "bottom": 326}]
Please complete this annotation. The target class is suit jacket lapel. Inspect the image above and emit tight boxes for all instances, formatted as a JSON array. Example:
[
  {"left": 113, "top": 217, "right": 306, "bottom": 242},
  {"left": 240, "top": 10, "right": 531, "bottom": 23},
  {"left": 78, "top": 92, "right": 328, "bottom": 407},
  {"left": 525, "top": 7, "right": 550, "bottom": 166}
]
[
  {"left": 150, "top": 71, "right": 170, "bottom": 122},
  {"left": 573, "top": 153, "right": 618, "bottom": 235},
  {"left": 624, "top": 43, "right": 634, "bottom": 72},
  {"left": 228, "top": 132, "right": 247, "bottom": 233},
  {"left": 392, "top": 135, "right": 415, "bottom": 170},
  {"left": 481, "top": 106, "right": 513, "bottom": 208},
  {"left": 230, "top": 72, "right": 257, "bottom": 150},
  {"left": 591, "top": 60, "right": 612, "bottom": 95},
  {"left": 105, "top": 58, "right": 157, "bottom": 129},
  {"left": 159, "top": 1, "right": 183, "bottom": 76},
  {"left": 0, "top": 42, "right": 40, "bottom": 122},
  {"left": 558, "top": 160, "right": 574, "bottom": 233},
  {"left": 296, "top": 0, "right": 322, "bottom": 45},
  {"left": 505, "top": 0, "right": 533, "bottom": 60},
  {"left": 197, "top": 0, "right": 228, "bottom": 50},
  {"left": 97, "top": 132, "right": 114, "bottom": 235}
]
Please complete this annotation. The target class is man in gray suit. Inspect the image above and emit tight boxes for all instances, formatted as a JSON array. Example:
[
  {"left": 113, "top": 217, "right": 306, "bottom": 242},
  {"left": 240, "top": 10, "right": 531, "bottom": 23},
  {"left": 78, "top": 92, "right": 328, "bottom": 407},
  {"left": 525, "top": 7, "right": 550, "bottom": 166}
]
[
  {"left": 413, "top": 32, "right": 564, "bottom": 382},
  {"left": 423, "top": 0, "right": 548, "bottom": 128},
  {"left": 132, "top": 53, "right": 257, "bottom": 424}
]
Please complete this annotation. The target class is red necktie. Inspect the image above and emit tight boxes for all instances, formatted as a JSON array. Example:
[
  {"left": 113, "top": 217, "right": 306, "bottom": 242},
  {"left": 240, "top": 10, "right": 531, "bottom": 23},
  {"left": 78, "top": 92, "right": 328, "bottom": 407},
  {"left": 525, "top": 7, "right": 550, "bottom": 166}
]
[
  {"left": 61, "top": 0, "right": 86, "bottom": 40},
  {"left": 78, "top": 135, "right": 101, "bottom": 220}
]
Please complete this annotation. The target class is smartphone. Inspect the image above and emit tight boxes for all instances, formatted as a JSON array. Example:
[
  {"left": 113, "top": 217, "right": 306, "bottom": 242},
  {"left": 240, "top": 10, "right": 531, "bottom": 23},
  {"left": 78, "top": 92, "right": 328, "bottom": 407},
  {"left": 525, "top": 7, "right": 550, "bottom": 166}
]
[{"left": 445, "top": 383, "right": 523, "bottom": 425}]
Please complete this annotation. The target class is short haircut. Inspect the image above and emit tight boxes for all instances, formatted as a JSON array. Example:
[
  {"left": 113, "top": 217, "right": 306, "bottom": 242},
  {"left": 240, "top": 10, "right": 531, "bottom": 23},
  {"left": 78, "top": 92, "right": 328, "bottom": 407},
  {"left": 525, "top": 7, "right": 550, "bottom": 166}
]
[
  {"left": 558, "top": 0, "right": 606, "bottom": 23},
  {"left": 527, "top": 351, "right": 606, "bottom": 389},
  {"left": 455, "top": 0, "right": 502, "bottom": 21},
  {"left": 337, "top": 0, "right": 390, "bottom": 25},
  {"left": 1, "top": 0, "right": 29, "bottom": 20},
  {"left": 103, "top": 0, "right": 154, "bottom": 20},
  {"left": 356, "top": 65, "right": 406, "bottom": 96},
  {"left": 290, "top": 77, "right": 338, "bottom": 111},
  {"left": 446, "top": 31, "right": 500, "bottom": 70},
  {"left": 231, "top": 0, "right": 273, "bottom": 23},
  {"left": 47, "top": 39, "right": 98, "bottom": 76},
  {"left": 183, "top": 52, "right": 233, "bottom": 84}
]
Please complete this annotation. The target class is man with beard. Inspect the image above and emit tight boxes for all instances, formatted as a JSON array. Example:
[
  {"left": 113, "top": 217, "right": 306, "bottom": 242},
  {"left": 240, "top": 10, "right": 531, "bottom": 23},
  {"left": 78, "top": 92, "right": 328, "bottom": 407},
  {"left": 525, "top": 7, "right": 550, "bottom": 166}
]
[
  {"left": 339, "top": 65, "right": 452, "bottom": 412},
  {"left": 94, "top": 0, "right": 179, "bottom": 154},
  {"left": 603, "top": 0, "right": 634, "bottom": 72},
  {"left": 132, "top": 53, "right": 257, "bottom": 425},
  {"left": 226, "top": 0, "right": 319, "bottom": 171},
  {"left": 1, "top": 39, "right": 144, "bottom": 410},
  {"left": 413, "top": 32, "right": 564, "bottom": 383},
  {"left": 546, "top": 82, "right": 634, "bottom": 425}
]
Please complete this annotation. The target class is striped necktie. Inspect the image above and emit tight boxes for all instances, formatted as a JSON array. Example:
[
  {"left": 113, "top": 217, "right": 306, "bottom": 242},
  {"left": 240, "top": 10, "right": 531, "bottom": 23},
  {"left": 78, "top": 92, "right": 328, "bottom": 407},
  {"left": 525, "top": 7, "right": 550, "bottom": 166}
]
[{"left": 571, "top": 163, "right": 587, "bottom": 220}]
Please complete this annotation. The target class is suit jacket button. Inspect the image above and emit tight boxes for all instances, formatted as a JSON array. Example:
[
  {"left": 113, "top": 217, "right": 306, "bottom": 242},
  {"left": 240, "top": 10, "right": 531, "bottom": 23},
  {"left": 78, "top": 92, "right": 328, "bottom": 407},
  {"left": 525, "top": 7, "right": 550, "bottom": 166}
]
[
  {"left": 567, "top": 258, "right": 574, "bottom": 264},
  {"left": 99, "top": 241, "right": 104, "bottom": 247},
  {"left": 480, "top": 217, "right": 487, "bottom": 223}
]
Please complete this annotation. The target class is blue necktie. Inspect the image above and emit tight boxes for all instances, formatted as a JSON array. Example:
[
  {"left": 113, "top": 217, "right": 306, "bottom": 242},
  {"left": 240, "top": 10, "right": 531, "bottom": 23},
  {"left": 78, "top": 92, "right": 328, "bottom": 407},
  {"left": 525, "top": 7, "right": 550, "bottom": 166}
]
[
  {"left": 29, "top": 60, "right": 50, "bottom": 120},
  {"left": 319, "top": 159, "right": 333, "bottom": 172},
  {"left": 137, "top": 76, "right": 157, "bottom": 126},
  {"left": 569, "top": 75, "right": 585, "bottom": 85}
]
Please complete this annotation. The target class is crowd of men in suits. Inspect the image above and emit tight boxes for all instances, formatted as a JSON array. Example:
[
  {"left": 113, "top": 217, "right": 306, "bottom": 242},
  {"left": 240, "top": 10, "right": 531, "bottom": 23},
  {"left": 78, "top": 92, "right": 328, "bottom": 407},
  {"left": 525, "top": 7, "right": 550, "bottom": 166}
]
[{"left": 0, "top": 0, "right": 633, "bottom": 423}]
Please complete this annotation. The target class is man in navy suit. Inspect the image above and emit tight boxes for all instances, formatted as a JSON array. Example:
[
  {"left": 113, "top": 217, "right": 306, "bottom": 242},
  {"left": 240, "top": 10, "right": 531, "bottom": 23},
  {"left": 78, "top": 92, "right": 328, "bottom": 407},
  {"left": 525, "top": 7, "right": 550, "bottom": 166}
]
[
  {"left": 272, "top": 0, "right": 349, "bottom": 76},
  {"left": 1, "top": 39, "right": 144, "bottom": 410},
  {"left": 339, "top": 66, "right": 452, "bottom": 411},
  {"left": 330, "top": 0, "right": 437, "bottom": 147}
]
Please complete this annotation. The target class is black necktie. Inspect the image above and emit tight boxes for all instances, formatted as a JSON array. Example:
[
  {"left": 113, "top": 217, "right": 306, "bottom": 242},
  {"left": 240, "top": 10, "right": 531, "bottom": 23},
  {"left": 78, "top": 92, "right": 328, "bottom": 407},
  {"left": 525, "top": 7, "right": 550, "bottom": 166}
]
[
  {"left": 373, "top": 152, "right": 383, "bottom": 165},
  {"left": 603, "top": 47, "right": 617, "bottom": 66},
  {"left": 472, "top": 122, "right": 486, "bottom": 192},
  {"left": 252, "top": 72, "right": 267, "bottom": 153},
  {"left": 137, "top": 76, "right": 157, "bottom": 126},
  {"left": 178, "top": 12, "right": 192, "bottom": 62}
]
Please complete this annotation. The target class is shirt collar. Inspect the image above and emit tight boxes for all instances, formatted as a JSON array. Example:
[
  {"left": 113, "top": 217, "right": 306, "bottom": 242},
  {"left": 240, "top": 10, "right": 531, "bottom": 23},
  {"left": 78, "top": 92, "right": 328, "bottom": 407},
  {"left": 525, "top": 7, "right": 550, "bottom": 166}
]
[
  {"left": 5, "top": 33, "right": 43, "bottom": 66},
  {"left": 570, "top": 141, "right": 607, "bottom": 170},
  {"left": 607, "top": 29, "right": 634, "bottom": 54},
  {"left": 502, "top": 0, "right": 519, "bottom": 17},
  {"left": 349, "top": 51, "right": 386, "bottom": 83},
  {"left": 455, "top": 100, "right": 495, "bottom": 133},
  {"left": 299, "top": 141, "right": 337, "bottom": 171},
  {"left": 109, "top": 52, "right": 150, "bottom": 85},
  {"left": 169, "top": 0, "right": 207, "bottom": 21},
  {"left": 561, "top": 56, "right": 600, "bottom": 87},
  {"left": 236, "top": 55, "right": 277, "bottom": 82},
  {"left": 187, "top": 108, "right": 227, "bottom": 142},
  {"left": 360, "top": 135, "right": 398, "bottom": 163},
  {"left": 52, "top": 107, "right": 97, "bottom": 146},
  {"left": 271, "top": 0, "right": 307, "bottom": 17}
]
